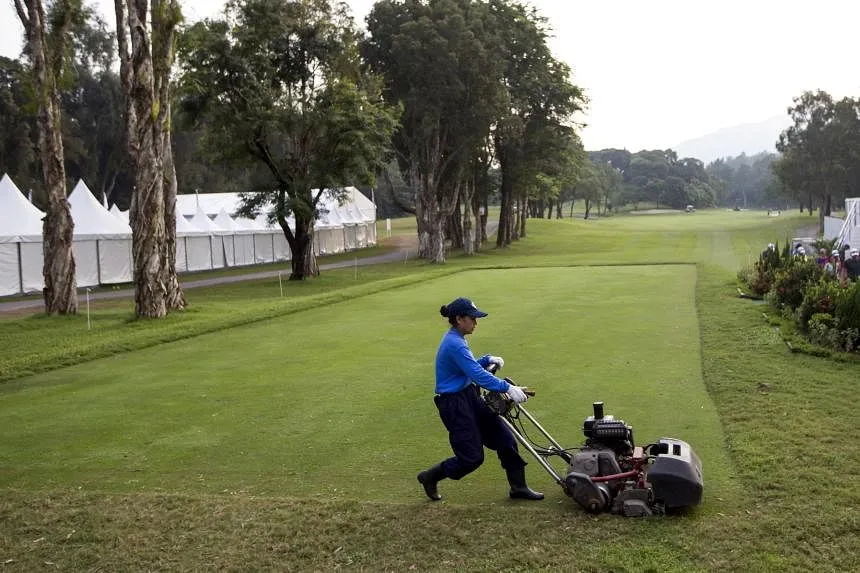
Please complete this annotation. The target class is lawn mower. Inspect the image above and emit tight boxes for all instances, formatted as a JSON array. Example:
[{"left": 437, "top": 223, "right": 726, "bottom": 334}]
[{"left": 484, "top": 368, "right": 704, "bottom": 517}]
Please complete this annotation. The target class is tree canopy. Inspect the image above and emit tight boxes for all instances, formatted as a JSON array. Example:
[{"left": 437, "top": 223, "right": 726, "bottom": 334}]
[{"left": 178, "top": 0, "right": 399, "bottom": 279}]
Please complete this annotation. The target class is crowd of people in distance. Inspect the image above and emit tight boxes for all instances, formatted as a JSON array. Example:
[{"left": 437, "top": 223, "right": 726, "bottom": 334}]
[
  {"left": 768, "top": 241, "right": 860, "bottom": 284},
  {"left": 761, "top": 242, "right": 860, "bottom": 284}
]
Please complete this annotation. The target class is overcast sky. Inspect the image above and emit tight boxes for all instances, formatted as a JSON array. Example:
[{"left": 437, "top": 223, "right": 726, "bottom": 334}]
[{"left": 2, "top": 0, "right": 858, "bottom": 151}]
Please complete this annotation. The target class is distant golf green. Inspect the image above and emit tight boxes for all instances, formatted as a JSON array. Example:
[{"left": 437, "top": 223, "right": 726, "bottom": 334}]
[{"left": 0, "top": 265, "right": 732, "bottom": 510}]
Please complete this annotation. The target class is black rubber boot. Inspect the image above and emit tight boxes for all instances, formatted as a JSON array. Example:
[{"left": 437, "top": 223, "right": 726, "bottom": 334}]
[
  {"left": 417, "top": 463, "right": 446, "bottom": 501},
  {"left": 506, "top": 466, "right": 544, "bottom": 500}
]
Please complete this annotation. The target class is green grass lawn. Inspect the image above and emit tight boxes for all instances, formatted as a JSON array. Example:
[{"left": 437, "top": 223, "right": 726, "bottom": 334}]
[
  {"left": 1, "top": 208, "right": 856, "bottom": 572},
  {"left": 0, "top": 266, "right": 733, "bottom": 510}
]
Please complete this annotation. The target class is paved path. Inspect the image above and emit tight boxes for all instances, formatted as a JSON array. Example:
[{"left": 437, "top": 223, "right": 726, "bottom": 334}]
[
  {"left": 0, "top": 248, "right": 415, "bottom": 314},
  {"left": 0, "top": 222, "right": 498, "bottom": 314}
]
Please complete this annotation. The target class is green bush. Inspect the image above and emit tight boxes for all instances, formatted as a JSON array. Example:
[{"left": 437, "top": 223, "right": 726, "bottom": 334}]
[
  {"left": 808, "top": 313, "right": 837, "bottom": 346},
  {"left": 805, "top": 309, "right": 860, "bottom": 353},
  {"left": 834, "top": 280, "right": 860, "bottom": 331},
  {"left": 795, "top": 278, "right": 842, "bottom": 332},
  {"left": 741, "top": 242, "right": 786, "bottom": 295},
  {"left": 769, "top": 261, "right": 823, "bottom": 311}
]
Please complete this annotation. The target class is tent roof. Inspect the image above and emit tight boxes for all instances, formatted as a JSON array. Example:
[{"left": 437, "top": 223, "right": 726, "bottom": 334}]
[
  {"left": 0, "top": 174, "right": 44, "bottom": 243},
  {"left": 177, "top": 189, "right": 374, "bottom": 227},
  {"left": 348, "top": 187, "right": 376, "bottom": 223},
  {"left": 176, "top": 211, "right": 206, "bottom": 236},
  {"left": 177, "top": 193, "right": 242, "bottom": 219},
  {"left": 212, "top": 208, "right": 243, "bottom": 232},
  {"left": 69, "top": 180, "right": 132, "bottom": 239},
  {"left": 109, "top": 204, "right": 129, "bottom": 223},
  {"left": 188, "top": 204, "right": 220, "bottom": 233}
]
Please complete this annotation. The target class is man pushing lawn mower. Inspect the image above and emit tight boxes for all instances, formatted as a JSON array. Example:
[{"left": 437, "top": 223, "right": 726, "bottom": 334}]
[{"left": 417, "top": 297, "right": 544, "bottom": 502}]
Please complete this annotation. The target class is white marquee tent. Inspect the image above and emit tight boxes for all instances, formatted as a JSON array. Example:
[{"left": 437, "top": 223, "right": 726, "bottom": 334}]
[
  {"left": 0, "top": 174, "right": 45, "bottom": 296},
  {"left": 1, "top": 180, "right": 377, "bottom": 297},
  {"left": 68, "top": 180, "right": 133, "bottom": 286}
]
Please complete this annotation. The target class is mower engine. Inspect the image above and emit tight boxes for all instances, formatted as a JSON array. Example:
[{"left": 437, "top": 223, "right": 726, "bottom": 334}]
[{"left": 564, "top": 402, "right": 703, "bottom": 516}]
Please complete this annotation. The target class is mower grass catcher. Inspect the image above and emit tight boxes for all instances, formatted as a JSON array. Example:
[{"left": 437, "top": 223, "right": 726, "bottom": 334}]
[{"left": 484, "top": 388, "right": 703, "bottom": 517}]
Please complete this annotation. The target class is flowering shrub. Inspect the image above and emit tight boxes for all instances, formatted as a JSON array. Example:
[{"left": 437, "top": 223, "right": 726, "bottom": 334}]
[
  {"left": 740, "top": 242, "right": 786, "bottom": 296},
  {"left": 795, "top": 278, "right": 842, "bottom": 332},
  {"left": 834, "top": 280, "right": 860, "bottom": 329},
  {"left": 769, "top": 261, "right": 822, "bottom": 311}
]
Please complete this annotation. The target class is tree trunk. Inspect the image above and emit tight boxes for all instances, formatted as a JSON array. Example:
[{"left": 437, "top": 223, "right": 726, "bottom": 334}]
[
  {"left": 497, "top": 167, "right": 514, "bottom": 247},
  {"left": 154, "top": 1, "right": 186, "bottom": 311},
  {"left": 517, "top": 194, "right": 527, "bottom": 239},
  {"left": 416, "top": 187, "right": 445, "bottom": 262},
  {"left": 162, "top": 126, "right": 186, "bottom": 310},
  {"left": 446, "top": 196, "right": 463, "bottom": 249},
  {"left": 287, "top": 217, "right": 317, "bottom": 280},
  {"left": 40, "top": 92, "right": 77, "bottom": 315},
  {"left": 116, "top": 0, "right": 183, "bottom": 318},
  {"left": 15, "top": 0, "right": 78, "bottom": 315},
  {"left": 479, "top": 198, "right": 488, "bottom": 244},
  {"left": 122, "top": 0, "right": 166, "bottom": 318},
  {"left": 461, "top": 182, "right": 475, "bottom": 256}
]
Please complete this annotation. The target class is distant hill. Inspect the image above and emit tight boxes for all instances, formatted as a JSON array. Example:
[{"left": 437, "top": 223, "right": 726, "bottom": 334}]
[{"left": 672, "top": 115, "right": 791, "bottom": 164}]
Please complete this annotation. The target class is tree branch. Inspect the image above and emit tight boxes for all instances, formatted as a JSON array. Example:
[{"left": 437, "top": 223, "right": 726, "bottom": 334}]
[{"left": 13, "top": 0, "right": 29, "bottom": 29}]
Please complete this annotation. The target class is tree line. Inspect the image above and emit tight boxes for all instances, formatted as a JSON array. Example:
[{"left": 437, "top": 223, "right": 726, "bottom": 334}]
[
  {"left": 4, "top": 1, "right": 857, "bottom": 318},
  {"left": 3, "top": 0, "right": 589, "bottom": 319}
]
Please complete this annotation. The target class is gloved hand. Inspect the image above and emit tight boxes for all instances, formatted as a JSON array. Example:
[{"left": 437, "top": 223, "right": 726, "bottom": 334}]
[
  {"left": 505, "top": 383, "right": 528, "bottom": 404},
  {"left": 489, "top": 355, "right": 505, "bottom": 369}
]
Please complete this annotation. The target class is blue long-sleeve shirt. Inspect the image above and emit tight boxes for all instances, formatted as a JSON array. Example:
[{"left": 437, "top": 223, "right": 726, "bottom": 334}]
[{"left": 435, "top": 327, "right": 511, "bottom": 394}]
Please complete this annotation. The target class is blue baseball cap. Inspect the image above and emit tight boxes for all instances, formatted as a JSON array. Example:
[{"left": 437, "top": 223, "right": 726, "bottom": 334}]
[{"left": 445, "top": 297, "right": 488, "bottom": 318}]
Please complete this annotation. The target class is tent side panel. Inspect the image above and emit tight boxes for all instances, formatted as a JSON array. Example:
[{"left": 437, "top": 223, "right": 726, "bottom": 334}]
[
  {"left": 185, "top": 236, "right": 213, "bottom": 271},
  {"left": 0, "top": 244, "right": 20, "bottom": 296},
  {"left": 234, "top": 235, "right": 255, "bottom": 266},
  {"left": 210, "top": 236, "right": 226, "bottom": 269},
  {"left": 98, "top": 239, "right": 133, "bottom": 284},
  {"left": 175, "top": 237, "right": 188, "bottom": 273},
  {"left": 20, "top": 243, "right": 44, "bottom": 293},
  {"left": 274, "top": 233, "right": 290, "bottom": 261},
  {"left": 254, "top": 234, "right": 275, "bottom": 264},
  {"left": 73, "top": 241, "right": 99, "bottom": 287},
  {"left": 222, "top": 235, "right": 236, "bottom": 267}
]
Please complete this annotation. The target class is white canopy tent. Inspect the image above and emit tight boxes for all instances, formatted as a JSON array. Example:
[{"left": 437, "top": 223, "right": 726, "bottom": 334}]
[
  {"left": 68, "top": 180, "right": 133, "bottom": 286},
  {"left": 349, "top": 187, "right": 378, "bottom": 245},
  {"left": 175, "top": 210, "right": 211, "bottom": 272},
  {"left": 212, "top": 208, "right": 244, "bottom": 266},
  {"left": 188, "top": 204, "right": 225, "bottom": 269},
  {"left": 176, "top": 188, "right": 375, "bottom": 257},
  {"left": 314, "top": 205, "right": 346, "bottom": 255},
  {"left": 0, "top": 174, "right": 45, "bottom": 296}
]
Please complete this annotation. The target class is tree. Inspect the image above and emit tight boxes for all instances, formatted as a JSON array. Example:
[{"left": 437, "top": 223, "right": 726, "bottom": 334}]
[
  {"left": 13, "top": 0, "right": 81, "bottom": 315},
  {"left": 364, "top": 0, "right": 504, "bottom": 263},
  {"left": 775, "top": 91, "right": 860, "bottom": 234},
  {"left": 576, "top": 163, "right": 602, "bottom": 220},
  {"left": 115, "top": 0, "right": 186, "bottom": 317},
  {"left": 0, "top": 56, "right": 40, "bottom": 196},
  {"left": 489, "top": 0, "right": 585, "bottom": 246},
  {"left": 180, "top": 0, "right": 397, "bottom": 278},
  {"left": 60, "top": 11, "right": 130, "bottom": 207}
]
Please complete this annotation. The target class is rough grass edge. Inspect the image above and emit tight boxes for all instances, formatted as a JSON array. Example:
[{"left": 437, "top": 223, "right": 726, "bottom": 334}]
[
  {"left": 757, "top": 307, "right": 859, "bottom": 363},
  {"left": 0, "top": 268, "right": 460, "bottom": 384}
]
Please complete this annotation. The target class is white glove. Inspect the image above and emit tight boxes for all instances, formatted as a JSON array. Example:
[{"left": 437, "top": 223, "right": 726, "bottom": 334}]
[
  {"left": 506, "top": 384, "right": 528, "bottom": 404},
  {"left": 489, "top": 355, "right": 505, "bottom": 369}
]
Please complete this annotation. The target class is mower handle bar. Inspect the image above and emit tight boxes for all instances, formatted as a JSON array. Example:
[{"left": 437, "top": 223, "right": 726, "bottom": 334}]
[{"left": 486, "top": 362, "right": 536, "bottom": 396}]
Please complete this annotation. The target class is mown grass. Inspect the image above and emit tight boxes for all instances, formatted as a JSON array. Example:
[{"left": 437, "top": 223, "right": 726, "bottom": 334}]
[
  {"left": 2, "top": 208, "right": 856, "bottom": 572},
  {"left": 0, "top": 266, "right": 733, "bottom": 507}
]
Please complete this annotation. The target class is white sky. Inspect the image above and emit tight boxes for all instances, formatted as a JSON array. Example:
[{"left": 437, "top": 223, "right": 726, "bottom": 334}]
[{"left": 2, "top": 0, "right": 858, "bottom": 151}]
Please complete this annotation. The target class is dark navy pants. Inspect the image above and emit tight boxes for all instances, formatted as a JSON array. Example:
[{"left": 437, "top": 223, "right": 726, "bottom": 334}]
[{"left": 434, "top": 385, "right": 526, "bottom": 480}]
